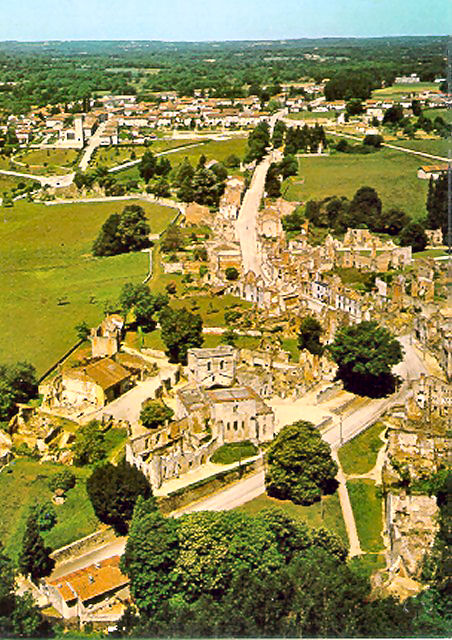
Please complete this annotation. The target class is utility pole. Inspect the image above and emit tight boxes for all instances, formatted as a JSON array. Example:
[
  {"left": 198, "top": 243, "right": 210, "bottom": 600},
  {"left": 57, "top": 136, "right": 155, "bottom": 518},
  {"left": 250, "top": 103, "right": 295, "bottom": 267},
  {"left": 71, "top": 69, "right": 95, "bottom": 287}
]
[{"left": 339, "top": 413, "right": 343, "bottom": 447}]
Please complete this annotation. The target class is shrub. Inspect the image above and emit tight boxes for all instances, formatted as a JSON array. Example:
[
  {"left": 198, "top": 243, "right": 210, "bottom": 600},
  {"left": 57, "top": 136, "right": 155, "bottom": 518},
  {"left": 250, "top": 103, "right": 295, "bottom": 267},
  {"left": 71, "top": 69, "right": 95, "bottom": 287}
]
[{"left": 48, "top": 468, "right": 76, "bottom": 493}]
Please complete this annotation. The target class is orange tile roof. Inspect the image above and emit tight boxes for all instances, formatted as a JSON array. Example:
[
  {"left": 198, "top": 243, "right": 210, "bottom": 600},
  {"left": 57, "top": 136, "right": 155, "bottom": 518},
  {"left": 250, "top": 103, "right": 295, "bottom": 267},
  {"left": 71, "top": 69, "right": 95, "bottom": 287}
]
[{"left": 48, "top": 556, "right": 129, "bottom": 604}]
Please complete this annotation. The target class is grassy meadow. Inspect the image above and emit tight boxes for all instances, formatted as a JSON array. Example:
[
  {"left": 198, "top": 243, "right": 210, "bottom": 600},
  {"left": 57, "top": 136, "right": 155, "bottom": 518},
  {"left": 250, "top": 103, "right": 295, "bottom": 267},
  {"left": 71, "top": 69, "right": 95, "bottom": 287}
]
[
  {"left": 0, "top": 459, "right": 100, "bottom": 563},
  {"left": 15, "top": 148, "right": 79, "bottom": 174},
  {"left": 92, "top": 139, "right": 203, "bottom": 169},
  {"left": 388, "top": 138, "right": 449, "bottom": 158},
  {"left": 236, "top": 491, "right": 348, "bottom": 546},
  {"left": 347, "top": 479, "right": 384, "bottom": 553},
  {"left": 288, "top": 111, "right": 336, "bottom": 121},
  {"left": 338, "top": 421, "right": 386, "bottom": 475},
  {"left": 284, "top": 148, "right": 429, "bottom": 220},
  {"left": 0, "top": 199, "right": 176, "bottom": 375}
]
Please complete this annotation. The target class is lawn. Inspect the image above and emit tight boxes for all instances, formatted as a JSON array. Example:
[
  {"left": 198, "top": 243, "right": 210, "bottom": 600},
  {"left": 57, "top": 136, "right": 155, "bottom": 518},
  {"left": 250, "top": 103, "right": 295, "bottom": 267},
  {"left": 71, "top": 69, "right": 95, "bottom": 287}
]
[
  {"left": 389, "top": 138, "right": 449, "bottom": 158},
  {"left": 338, "top": 421, "right": 386, "bottom": 475},
  {"left": 171, "top": 294, "right": 252, "bottom": 327},
  {"left": 347, "top": 479, "right": 384, "bottom": 553},
  {"left": 211, "top": 441, "right": 258, "bottom": 464},
  {"left": 236, "top": 491, "right": 348, "bottom": 546},
  {"left": 15, "top": 148, "right": 79, "bottom": 172},
  {"left": 284, "top": 148, "right": 429, "bottom": 220},
  {"left": 0, "top": 199, "right": 177, "bottom": 375},
  {"left": 0, "top": 458, "right": 99, "bottom": 563},
  {"left": 282, "top": 338, "right": 300, "bottom": 362},
  {"left": 372, "top": 83, "right": 438, "bottom": 99},
  {"left": 348, "top": 552, "right": 386, "bottom": 580}
]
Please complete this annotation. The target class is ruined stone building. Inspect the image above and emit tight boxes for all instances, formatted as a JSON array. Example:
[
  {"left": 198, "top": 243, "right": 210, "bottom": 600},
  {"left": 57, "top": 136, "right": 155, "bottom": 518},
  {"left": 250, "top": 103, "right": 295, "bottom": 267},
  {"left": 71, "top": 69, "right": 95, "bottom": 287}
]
[
  {"left": 126, "top": 346, "right": 275, "bottom": 489},
  {"left": 90, "top": 314, "right": 124, "bottom": 358}
]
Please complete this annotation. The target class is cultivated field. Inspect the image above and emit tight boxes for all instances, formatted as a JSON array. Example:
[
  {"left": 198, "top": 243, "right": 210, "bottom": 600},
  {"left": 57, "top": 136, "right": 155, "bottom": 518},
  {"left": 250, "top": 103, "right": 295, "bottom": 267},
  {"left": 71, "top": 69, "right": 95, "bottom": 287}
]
[
  {"left": 0, "top": 199, "right": 177, "bottom": 375},
  {"left": 284, "top": 148, "right": 429, "bottom": 220},
  {"left": 423, "top": 107, "right": 452, "bottom": 124}
]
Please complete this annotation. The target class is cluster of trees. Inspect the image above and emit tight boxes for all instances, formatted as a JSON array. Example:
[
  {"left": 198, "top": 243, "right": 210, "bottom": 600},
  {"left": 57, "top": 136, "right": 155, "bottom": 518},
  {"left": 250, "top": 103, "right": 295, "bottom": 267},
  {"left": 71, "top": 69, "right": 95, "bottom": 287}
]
[
  {"left": 266, "top": 420, "right": 338, "bottom": 505},
  {"left": 329, "top": 320, "right": 403, "bottom": 397},
  {"left": 140, "top": 399, "right": 174, "bottom": 430},
  {"left": 159, "top": 306, "right": 203, "bottom": 364},
  {"left": 0, "top": 361, "right": 37, "bottom": 423},
  {"left": 383, "top": 104, "right": 451, "bottom": 139},
  {"left": 300, "top": 185, "right": 426, "bottom": 249},
  {"left": 139, "top": 150, "right": 172, "bottom": 197},
  {"left": 172, "top": 155, "right": 227, "bottom": 207},
  {"left": 285, "top": 123, "right": 327, "bottom": 155},
  {"left": 92, "top": 204, "right": 150, "bottom": 257},
  {"left": 244, "top": 122, "right": 270, "bottom": 163},
  {"left": 324, "top": 70, "right": 380, "bottom": 101},
  {"left": 119, "top": 497, "right": 435, "bottom": 637}
]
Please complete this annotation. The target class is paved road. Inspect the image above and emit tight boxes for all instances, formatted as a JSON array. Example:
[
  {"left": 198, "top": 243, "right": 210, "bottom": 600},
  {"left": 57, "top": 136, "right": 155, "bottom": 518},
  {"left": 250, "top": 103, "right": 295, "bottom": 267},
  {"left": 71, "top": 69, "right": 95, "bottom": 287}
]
[
  {"left": 236, "top": 154, "right": 274, "bottom": 275},
  {"left": 78, "top": 121, "right": 109, "bottom": 171}
]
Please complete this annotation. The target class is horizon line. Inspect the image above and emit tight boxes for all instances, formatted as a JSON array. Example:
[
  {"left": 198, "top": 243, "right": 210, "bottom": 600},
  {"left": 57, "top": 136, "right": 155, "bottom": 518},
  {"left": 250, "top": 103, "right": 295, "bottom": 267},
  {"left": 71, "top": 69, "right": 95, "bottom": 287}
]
[{"left": 0, "top": 34, "right": 448, "bottom": 44}]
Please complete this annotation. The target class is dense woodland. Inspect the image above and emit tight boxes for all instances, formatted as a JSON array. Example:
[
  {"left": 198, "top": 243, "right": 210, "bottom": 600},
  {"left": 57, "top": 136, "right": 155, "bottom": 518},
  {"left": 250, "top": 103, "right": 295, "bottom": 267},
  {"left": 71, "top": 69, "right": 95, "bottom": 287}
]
[{"left": 0, "top": 36, "right": 447, "bottom": 114}]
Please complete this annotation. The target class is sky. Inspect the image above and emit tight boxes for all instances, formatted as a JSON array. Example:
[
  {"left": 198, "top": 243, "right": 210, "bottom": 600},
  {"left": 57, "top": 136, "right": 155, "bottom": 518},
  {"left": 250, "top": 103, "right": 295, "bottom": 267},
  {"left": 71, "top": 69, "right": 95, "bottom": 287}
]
[{"left": 1, "top": 0, "right": 449, "bottom": 41}]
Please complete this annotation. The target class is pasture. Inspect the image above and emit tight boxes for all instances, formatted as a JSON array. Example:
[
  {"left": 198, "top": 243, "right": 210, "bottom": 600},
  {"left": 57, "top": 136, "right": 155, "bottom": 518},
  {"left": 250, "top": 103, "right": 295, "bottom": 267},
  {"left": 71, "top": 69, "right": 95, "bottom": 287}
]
[
  {"left": 284, "top": 148, "right": 429, "bottom": 220},
  {"left": 372, "top": 82, "right": 438, "bottom": 99},
  {"left": 91, "top": 139, "right": 203, "bottom": 169},
  {"left": 0, "top": 199, "right": 177, "bottom": 375}
]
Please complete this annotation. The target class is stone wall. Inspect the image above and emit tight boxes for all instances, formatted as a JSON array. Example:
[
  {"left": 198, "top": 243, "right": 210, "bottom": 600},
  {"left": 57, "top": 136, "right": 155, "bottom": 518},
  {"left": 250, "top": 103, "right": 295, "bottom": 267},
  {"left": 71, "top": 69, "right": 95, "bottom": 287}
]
[
  {"left": 157, "top": 456, "right": 264, "bottom": 514},
  {"left": 50, "top": 527, "right": 117, "bottom": 565}
]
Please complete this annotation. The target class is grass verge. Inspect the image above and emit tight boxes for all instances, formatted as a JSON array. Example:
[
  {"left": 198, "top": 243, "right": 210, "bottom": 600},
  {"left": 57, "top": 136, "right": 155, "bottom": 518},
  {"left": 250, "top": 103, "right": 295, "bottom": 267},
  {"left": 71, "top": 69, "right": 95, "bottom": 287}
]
[
  {"left": 338, "top": 421, "right": 386, "bottom": 475},
  {"left": 347, "top": 479, "right": 384, "bottom": 552}
]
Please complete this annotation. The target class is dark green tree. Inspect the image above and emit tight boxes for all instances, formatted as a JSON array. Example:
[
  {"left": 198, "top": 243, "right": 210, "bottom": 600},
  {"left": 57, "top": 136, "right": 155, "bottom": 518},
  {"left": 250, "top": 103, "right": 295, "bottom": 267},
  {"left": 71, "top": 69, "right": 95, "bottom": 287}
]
[
  {"left": 399, "top": 221, "right": 428, "bottom": 252},
  {"left": 92, "top": 205, "right": 150, "bottom": 257},
  {"left": 159, "top": 306, "right": 203, "bottom": 364},
  {"left": 0, "top": 361, "right": 38, "bottom": 421},
  {"left": 87, "top": 460, "right": 152, "bottom": 535},
  {"left": 139, "top": 150, "right": 157, "bottom": 182},
  {"left": 225, "top": 266, "right": 239, "bottom": 281},
  {"left": 160, "top": 224, "right": 184, "bottom": 253},
  {"left": 266, "top": 420, "right": 338, "bottom": 505},
  {"left": 349, "top": 186, "right": 382, "bottom": 227},
  {"left": 328, "top": 320, "right": 403, "bottom": 397},
  {"left": 426, "top": 172, "right": 448, "bottom": 240},
  {"left": 298, "top": 316, "right": 323, "bottom": 356},
  {"left": 18, "top": 516, "right": 54, "bottom": 582},
  {"left": 74, "top": 320, "right": 90, "bottom": 341}
]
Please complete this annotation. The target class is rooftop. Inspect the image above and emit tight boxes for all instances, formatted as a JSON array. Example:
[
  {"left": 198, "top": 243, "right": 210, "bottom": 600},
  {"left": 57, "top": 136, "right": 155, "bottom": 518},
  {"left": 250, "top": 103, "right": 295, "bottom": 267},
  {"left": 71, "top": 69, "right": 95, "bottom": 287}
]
[{"left": 47, "top": 556, "right": 129, "bottom": 605}]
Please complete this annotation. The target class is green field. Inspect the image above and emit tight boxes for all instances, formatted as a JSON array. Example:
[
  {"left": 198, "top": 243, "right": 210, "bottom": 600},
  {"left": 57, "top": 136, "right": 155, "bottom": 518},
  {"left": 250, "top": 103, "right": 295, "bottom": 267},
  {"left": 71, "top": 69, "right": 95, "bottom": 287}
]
[
  {"left": 0, "top": 199, "right": 177, "bottom": 375},
  {"left": 372, "top": 83, "right": 438, "bottom": 99},
  {"left": 92, "top": 139, "right": 203, "bottom": 169},
  {"left": 288, "top": 111, "right": 336, "bottom": 121},
  {"left": 423, "top": 108, "right": 452, "bottom": 125},
  {"left": 338, "top": 422, "right": 385, "bottom": 475},
  {"left": 347, "top": 479, "right": 384, "bottom": 552},
  {"left": 0, "top": 173, "right": 39, "bottom": 194},
  {"left": 389, "top": 138, "right": 449, "bottom": 158},
  {"left": 236, "top": 491, "right": 348, "bottom": 546},
  {"left": 0, "top": 459, "right": 99, "bottom": 563},
  {"left": 284, "top": 148, "right": 429, "bottom": 220}
]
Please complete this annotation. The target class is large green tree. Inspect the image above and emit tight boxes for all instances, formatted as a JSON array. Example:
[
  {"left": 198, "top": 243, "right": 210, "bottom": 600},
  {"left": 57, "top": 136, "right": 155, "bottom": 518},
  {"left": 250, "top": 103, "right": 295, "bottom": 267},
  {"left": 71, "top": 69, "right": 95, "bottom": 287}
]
[
  {"left": 399, "top": 221, "right": 428, "bottom": 252},
  {"left": 18, "top": 516, "right": 54, "bottom": 582},
  {"left": 266, "top": 420, "right": 338, "bottom": 505},
  {"left": 119, "top": 282, "right": 168, "bottom": 331},
  {"left": 298, "top": 316, "right": 324, "bottom": 356},
  {"left": 87, "top": 460, "right": 152, "bottom": 535},
  {"left": 159, "top": 306, "right": 203, "bottom": 364},
  {"left": 328, "top": 320, "right": 403, "bottom": 397},
  {"left": 92, "top": 204, "right": 150, "bottom": 257}
]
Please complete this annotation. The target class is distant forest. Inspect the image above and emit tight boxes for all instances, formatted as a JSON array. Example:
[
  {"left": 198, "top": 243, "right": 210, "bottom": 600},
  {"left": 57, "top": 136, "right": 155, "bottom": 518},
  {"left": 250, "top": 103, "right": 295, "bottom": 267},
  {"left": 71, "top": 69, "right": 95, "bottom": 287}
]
[{"left": 0, "top": 37, "right": 447, "bottom": 113}]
